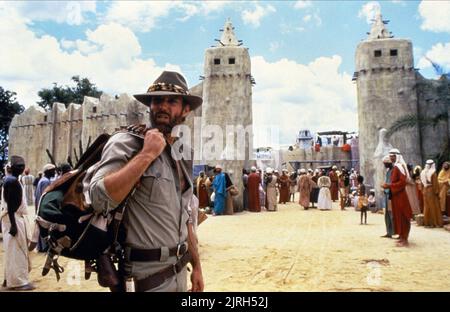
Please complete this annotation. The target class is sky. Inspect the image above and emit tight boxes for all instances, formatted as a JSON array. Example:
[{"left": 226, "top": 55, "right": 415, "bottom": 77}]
[{"left": 1, "top": 0, "right": 449, "bottom": 146}]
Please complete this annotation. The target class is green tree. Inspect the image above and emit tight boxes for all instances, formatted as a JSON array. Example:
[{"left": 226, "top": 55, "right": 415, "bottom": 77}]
[
  {"left": 37, "top": 76, "right": 102, "bottom": 111},
  {"left": 0, "top": 87, "right": 25, "bottom": 171}
]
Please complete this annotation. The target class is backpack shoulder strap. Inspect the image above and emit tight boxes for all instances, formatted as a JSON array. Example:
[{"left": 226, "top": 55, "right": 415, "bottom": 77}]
[
  {"left": 108, "top": 124, "right": 152, "bottom": 252},
  {"left": 113, "top": 124, "right": 148, "bottom": 140}
]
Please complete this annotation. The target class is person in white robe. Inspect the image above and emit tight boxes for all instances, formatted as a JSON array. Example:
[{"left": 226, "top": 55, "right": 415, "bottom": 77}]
[
  {"left": 1, "top": 155, "right": 34, "bottom": 290},
  {"left": 20, "top": 168, "right": 35, "bottom": 206},
  {"left": 317, "top": 175, "right": 333, "bottom": 210},
  {"left": 265, "top": 168, "right": 278, "bottom": 211}
]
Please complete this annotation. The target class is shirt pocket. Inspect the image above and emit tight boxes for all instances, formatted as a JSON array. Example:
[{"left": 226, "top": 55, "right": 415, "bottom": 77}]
[{"left": 137, "top": 164, "right": 175, "bottom": 205}]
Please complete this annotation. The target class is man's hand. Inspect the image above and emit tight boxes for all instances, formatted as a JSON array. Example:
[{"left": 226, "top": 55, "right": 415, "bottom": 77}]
[
  {"left": 141, "top": 129, "right": 166, "bottom": 160},
  {"left": 190, "top": 267, "right": 204, "bottom": 292},
  {"left": 9, "top": 224, "right": 17, "bottom": 237},
  {"left": 381, "top": 183, "right": 389, "bottom": 189},
  {"left": 187, "top": 220, "right": 203, "bottom": 291},
  {"left": 103, "top": 128, "right": 166, "bottom": 204}
]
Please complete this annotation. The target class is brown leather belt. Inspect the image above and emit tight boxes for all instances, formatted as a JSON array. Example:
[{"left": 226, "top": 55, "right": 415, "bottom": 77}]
[
  {"left": 133, "top": 251, "right": 191, "bottom": 292},
  {"left": 129, "top": 242, "right": 188, "bottom": 262}
]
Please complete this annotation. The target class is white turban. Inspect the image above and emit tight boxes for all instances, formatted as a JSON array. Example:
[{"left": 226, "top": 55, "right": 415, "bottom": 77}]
[
  {"left": 421, "top": 159, "right": 436, "bottom": 186},
  {"left": 389, "top": 148, "right": 400, "bottom": 155},
  {"left": 382, "top": 155, "right": 392, "bottom": 163},
  {"left": 43, "top": 163, "right": 56, "bottom": 172},
  {"left": 390, "top": 150, "right": 408, "bottom": 177}
]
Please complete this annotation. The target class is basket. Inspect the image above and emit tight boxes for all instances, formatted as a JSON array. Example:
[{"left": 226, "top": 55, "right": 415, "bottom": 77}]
[{"left": 227, "top": 185, "right": 239, "bottom": 196}]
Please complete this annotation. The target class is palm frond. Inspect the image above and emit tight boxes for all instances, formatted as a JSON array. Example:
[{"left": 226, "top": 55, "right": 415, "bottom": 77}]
[
  {"left": 386, "top": 112, "right": 448, "bottom": 138},
  {"left": 428, "top": 138, "right": 450, "bottom": 169},
  {"left": 386, "top": 114, "right": 419, "bottom": 139},
  {"left": 431, "top": 112, "right": 449, "bottom": 129}
]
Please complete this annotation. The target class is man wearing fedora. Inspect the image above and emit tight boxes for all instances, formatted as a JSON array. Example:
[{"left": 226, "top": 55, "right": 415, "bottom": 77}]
[{"left": 89, "top": 71, "right": 204, "bottom": 292}]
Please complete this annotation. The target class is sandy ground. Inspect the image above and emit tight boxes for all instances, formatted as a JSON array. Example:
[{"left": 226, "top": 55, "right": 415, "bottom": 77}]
[{"left": 1, "top": 194, "right": 450, "bottom": 292}]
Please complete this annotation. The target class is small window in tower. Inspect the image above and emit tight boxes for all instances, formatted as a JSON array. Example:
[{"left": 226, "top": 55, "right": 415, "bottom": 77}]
[
  {"left": 374, "top": 50, "right": 382, "bottom": 57},
  {"left": 214, "top": 58, "right": 220, "bottom": 65},
  {"left": 390, "top": 49, "right": 398, "bottom": 56},
  {"left": 44, "top": 116, "right": 47, "bottom": 122},
  {"left": 229, "top": 58, "right": 235, "bottom": 65},
  {"left": 93, "top": 106, "right": 97, "bottom": 113}
]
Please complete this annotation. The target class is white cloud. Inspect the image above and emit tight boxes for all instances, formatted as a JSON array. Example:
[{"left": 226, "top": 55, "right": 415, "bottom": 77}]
[
  {"left": 198, "top": 1, "right": 232, "bottom": 14},
  {"left": 391, "top": 0, "right": 406, "bottom": 5},
  {"left": 417, "top": 42, "right": 450, "bottom": 72},
  {"left": 302, "top": 13, "right": 322, "bottom": 26},
  {"left": 251, "top": 56, "right": 357, "bottom": 146},
  {"left": 103, "top": 1, "right": 173, "bottom": 32},
  {"left": 418, "top": 0, "right": 450, "bottom": 33},
  {"left": 5, "top": 1, "right": 96, "bottom": 25},
  {"left": 269, "top": 41, "right": 282, "bottom": 52},
  {"left": 103, "top": 1, "right": 230, "bottom": 32},
  {"left": 0, "top": 6, "right": 182, "bottom": 108},
  {"left": 294, "top": 1, "right": 312, "bottom": 10},
  {"left": 241, "top": 3, "right": 276, "bottom": 28},
  {"left": 280, "top": 22, "right": 305, "bottom": 34},
  {"left": 60, "top": 39, "right": 76, "bottom": 50},
  {"left": 313, "top": 13, "right": 322, "bottom": 26},
  {"left": 413, "top": 46, "right": 424, "bottom": 66},
  {"left": 358, "top": 1, "right": 381, "bottom": 24}
]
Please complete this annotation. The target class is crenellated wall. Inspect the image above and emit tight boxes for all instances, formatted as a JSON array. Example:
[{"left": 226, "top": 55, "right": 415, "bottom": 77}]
[
  {"left": 416, "top": 74, "right": 450, "bottom": 160},
  {"left": 80, "top": 94, "right": 148, "bottom": 150},
  {"left": 9, "top": 105, "right": 51, "bottom": 175},
  {"left": 9, "top": 94, "right": 149, "bottom": 175},
  {"left": 282, "top": 145, "right": 354, "bottom": 172}
]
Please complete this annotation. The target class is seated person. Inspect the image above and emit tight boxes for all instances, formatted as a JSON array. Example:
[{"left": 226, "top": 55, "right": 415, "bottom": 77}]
[
  {"left": 368, "top": 189, "right": 377, "bottom": 212},
  {"left": 350, "top": 191, "right": 359, "bottom": 211}
]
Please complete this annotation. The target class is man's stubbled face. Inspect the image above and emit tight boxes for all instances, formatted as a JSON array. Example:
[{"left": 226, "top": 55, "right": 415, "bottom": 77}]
[{"left": 150, "top": 96, "right": 189, "bottom": 135}]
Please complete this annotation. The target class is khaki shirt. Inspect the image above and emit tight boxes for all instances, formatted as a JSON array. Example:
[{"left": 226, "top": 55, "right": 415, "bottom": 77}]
[{"left": 89, "top": 131, "right": 193, "bottom": 281}]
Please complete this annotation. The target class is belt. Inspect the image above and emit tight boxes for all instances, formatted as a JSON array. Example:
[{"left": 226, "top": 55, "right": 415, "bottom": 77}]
[
  {"left": 129, "top": 242, "right": 188, "bottom": 262},
  {"left": 133, "top": 251, "right": 191, "bottom": 292}
]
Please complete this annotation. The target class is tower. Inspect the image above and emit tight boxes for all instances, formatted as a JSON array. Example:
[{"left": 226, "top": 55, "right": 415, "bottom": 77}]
[
  {"left": 354, "top": 12, "right": 422, "bottom": 187},
  {"left": 201, "top": 19, "right": 254, "bottom": 211}
]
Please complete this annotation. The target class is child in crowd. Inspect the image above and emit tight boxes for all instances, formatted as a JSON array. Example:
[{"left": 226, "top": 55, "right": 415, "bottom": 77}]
[{"left": 357, "top": 175, "right": 368, "bottom": 224}]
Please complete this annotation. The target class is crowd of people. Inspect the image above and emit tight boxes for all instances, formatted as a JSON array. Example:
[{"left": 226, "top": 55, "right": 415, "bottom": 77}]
[
  {"left": 0, "top": 160, "right": 73, "bottom": 290},
  {"left": 3, "top": 147, "right": 449, "bottom": 292},
  {"left": 195, "top": 164, "right": 364, "bottom": 216},
  {"left": 379, "top": 149, "right": 449, "bottom": 246},
  {"left": 194, "top": 149, "right": 450, "bottom": 249}
]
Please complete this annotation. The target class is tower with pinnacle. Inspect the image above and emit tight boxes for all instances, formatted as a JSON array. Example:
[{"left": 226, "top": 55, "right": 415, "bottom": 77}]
[
  {"left": 201, "top": 19, "right": 254, "bottom": 211},
  {"left": 354, "top": 12, "right": 422, "bottom": 188}
]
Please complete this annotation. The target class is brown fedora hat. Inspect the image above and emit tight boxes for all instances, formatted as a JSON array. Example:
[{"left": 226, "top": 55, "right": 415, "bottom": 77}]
[{"left": 134, "top": 71, "right": 202, "bottom": 110}]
